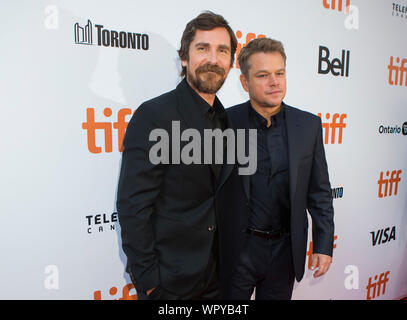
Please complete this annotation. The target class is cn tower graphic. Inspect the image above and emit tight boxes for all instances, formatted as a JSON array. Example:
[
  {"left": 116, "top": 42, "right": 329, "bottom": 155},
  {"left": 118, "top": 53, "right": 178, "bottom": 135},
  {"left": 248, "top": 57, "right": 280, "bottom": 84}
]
[{"left": 74, "top": 20, "right": 93, "bottom": 45}]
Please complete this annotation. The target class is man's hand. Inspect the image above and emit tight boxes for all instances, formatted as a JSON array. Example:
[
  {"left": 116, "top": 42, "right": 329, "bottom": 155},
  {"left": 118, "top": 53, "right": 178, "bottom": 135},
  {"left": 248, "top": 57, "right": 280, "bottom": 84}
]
[
  {"left": 310, "top": 253, "right": 332, "bottom": 278},
  {"left": 146, "top": 287, "right": 156, "bottom": 295}
]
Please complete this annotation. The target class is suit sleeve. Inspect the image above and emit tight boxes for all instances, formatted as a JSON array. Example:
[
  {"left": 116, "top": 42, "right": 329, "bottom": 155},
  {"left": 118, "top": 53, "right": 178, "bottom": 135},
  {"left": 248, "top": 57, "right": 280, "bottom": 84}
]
[
  {"left": 116, "top": 103, "right": 165, "bottom": 292},
  {"left": 307, "top": 118, "right": 335, "bottom": 256}
]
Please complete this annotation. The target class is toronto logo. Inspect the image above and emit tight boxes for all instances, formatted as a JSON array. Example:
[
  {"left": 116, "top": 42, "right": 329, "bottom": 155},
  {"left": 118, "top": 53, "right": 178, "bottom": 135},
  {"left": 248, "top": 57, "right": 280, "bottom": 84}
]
[
  {"left": 74, "top": 19, "right": 149, "bottom": 50},
  {"left": 74, "top": 20, "right": 93, "bottom": 45}
]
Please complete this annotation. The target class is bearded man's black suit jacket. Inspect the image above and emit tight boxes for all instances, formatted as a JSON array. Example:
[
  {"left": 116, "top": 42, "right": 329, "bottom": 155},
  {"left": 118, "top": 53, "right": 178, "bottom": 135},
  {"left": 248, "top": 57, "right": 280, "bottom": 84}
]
[{"left": 116, "top": 79, "right": 234, "bottom": 296}]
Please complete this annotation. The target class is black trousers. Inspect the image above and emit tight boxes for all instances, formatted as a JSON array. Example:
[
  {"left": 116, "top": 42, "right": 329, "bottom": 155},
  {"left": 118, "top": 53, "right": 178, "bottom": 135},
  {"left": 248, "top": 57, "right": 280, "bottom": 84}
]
[{"left": 225, "top": 232, "right": 295, "bottom": 300}]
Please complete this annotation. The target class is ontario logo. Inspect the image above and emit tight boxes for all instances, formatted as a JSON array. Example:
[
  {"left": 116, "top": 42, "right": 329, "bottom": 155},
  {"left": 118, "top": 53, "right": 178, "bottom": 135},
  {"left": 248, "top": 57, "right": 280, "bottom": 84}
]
[{"left": 74, "top": 19, "right": 149, "bottom": 50}]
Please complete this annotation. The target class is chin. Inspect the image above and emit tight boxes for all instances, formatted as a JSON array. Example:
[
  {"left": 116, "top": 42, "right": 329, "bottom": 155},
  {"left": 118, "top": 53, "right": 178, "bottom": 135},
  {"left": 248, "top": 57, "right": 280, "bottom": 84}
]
[{"left": 266, "top": 100, "right": 282, "bottom": 108}]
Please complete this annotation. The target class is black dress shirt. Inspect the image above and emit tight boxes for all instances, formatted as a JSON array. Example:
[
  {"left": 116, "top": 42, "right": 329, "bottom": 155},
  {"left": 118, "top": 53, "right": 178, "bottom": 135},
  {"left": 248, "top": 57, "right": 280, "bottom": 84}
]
[
  {"left": 248, "top": 103, "right": 291, "bottom": 231},
  {"left": 184, "top": 79, "right": 227, "bottom": 184}
]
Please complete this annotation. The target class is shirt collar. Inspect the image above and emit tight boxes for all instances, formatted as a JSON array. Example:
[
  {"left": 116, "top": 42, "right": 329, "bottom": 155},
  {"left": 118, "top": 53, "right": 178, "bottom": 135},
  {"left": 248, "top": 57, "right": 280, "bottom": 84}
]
[
  {"left": 249, "top": 101, "right": 286, "bottom": 129},
  {"left": 183, "top": 78, "right": 225, "bottom": 118}
]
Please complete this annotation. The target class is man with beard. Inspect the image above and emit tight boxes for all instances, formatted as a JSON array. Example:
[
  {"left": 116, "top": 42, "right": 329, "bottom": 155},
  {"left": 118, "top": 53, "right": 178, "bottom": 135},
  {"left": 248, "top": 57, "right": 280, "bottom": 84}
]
[{"left": 116, "top": 11, "right": 237, "bottom": 300}]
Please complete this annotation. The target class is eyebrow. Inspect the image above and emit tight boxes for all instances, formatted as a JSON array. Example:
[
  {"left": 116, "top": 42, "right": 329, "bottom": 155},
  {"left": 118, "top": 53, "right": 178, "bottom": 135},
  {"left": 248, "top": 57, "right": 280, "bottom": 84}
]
[
  {"left": 194, "top": 42, "right": 231, "bottom": 51},
  {"left": 255, "top": 68, "right": 286, "bottom": 74}
]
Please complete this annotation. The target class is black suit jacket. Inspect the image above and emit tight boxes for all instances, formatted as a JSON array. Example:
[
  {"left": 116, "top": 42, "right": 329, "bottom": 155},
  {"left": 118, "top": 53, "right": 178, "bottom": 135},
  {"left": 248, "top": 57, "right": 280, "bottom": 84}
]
[
  {"left": 218, "top": 101, "right": 334, "bottom": 295},
  {"left": 116, "top": 79, "right": 233, "bottom": 296}
]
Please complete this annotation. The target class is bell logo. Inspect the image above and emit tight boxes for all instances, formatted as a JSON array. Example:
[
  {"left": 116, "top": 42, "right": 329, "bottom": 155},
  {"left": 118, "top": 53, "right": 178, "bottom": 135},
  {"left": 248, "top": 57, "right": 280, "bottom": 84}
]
[
  {"left": 235, "top": 30, "right": 266, "bottom": 69},
  {"left": 318, "top": 46, "right": 350, "bottom": 77},
  {"left": 387, "top": 56, "right": 407, "bottom": 86},
  {"left": 82, "top": 107, "right": 135, "bottom": 154},
  {"left": 366, "top": 271, "right": 390, "bottom": 300},
  {"left": 377, "top": 170, "right": 402, "bottom": 198},
  {"left": 323, "top": 0, "right": 350, "bottom": 13},
  {"left": 317, "top": 113, "right": 347, "bottom": 144}
]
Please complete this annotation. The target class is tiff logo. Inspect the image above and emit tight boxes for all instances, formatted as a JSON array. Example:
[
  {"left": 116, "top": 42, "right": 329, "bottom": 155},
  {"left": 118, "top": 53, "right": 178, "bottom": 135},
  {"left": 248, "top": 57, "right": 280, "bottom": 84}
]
[
  {"left": 323, "top": 0, "right": 350, "bottom": 13},
  {"left": 366, "top": 271, "right": 390, "bottom": 300},
  {"left": 94, "top": 283, "right": 137, "bottom": 300},
  {"left": 317, "top": 113, "right": 347, "bottom": 144},
  {"left": 388, "top": 56, "right": 407, "bottom": 86},
  {"left": 322, "top": 0, "right": 359, "bottom": 30},
  {"left": 377, "top": 170, "right": 402, "bottom": 198},
  {"left": 74, "top": 20, "right": 92, "bottom": 45},
  {"left": 82, "top": 107, "right": 135, "bottom": 154}
]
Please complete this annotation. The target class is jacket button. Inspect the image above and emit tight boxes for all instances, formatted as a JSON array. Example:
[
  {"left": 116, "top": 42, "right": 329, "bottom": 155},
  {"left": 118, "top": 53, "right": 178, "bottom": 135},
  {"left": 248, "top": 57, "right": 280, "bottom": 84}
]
[{"left": 208, "top": 225, "right": 216, "bottom": 232}]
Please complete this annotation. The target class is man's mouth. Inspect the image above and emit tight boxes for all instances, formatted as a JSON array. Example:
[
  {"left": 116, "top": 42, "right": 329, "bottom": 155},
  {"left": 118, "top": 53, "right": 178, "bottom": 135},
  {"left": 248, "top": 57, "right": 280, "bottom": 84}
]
[{"left": 266, "top": 90, "right": 281, "bottom": 95}]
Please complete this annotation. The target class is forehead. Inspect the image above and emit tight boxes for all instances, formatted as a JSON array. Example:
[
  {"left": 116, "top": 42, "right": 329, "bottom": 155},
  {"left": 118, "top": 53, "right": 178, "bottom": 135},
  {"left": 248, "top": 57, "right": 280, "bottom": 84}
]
[
  {"left": 190, "top": 27, "right": 231, "bottom": 47},
  {"left": 248, "top": 52, "right": 285, "bottom": 71}
]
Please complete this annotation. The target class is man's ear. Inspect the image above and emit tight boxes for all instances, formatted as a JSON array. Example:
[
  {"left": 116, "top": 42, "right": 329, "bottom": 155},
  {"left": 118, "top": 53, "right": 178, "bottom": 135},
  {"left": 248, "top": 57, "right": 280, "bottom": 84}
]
[{"left": 240, "top": 73, "right": 249, "bottom": 93}]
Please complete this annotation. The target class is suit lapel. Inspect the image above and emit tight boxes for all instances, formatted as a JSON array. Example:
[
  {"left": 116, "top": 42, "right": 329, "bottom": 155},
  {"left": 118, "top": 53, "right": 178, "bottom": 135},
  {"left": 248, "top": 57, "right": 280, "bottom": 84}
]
[
  {"left": 228, "top": 102, "right": 251, "bottom": 201},
  {"left": 216, "top": 114, "right": 234, "bottom": 192},
  {"left": 175, "top": 79, "right": 206, "bottom": 135},
  {"left": 285, "top": 105, "right": 301, "bottom": 207}
]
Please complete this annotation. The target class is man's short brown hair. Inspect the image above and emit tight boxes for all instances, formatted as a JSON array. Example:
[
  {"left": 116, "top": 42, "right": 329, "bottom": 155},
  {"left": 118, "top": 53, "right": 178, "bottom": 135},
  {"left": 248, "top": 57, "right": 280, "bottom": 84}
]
[
  {"left": 178, "top": 11, "right": 237, "bottom": 77},
  {"left": 238, "top": 38, "right": 286, "bottom": 77}
]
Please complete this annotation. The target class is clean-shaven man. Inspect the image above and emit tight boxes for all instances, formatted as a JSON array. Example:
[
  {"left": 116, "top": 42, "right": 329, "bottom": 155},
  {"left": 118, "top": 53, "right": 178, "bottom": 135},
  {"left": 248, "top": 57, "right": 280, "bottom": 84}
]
[{"left": 218, "top": 38, "right": 334, "bottom": 299}]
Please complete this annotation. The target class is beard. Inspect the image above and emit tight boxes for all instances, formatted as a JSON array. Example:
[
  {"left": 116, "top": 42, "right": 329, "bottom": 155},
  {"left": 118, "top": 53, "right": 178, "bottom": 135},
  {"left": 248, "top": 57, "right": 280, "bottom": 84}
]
[{"left": 187, "top": 63, "right": 226, "bottom": 94}]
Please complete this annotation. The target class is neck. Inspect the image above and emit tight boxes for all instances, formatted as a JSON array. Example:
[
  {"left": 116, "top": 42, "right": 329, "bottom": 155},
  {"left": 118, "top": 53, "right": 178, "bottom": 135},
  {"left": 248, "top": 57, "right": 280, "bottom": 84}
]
[
  {"left": 250, "top": 100, "right": 282, "bottom": 127},
  {"left": 186, "top": 78, "right": 216, "bottom": 106}
]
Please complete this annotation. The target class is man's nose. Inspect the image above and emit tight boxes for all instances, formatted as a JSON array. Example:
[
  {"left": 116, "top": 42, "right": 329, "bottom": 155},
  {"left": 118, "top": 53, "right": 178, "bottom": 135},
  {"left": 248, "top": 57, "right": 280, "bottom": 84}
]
[
  {"left": 268, "top": 74, "right": 278, "bottom": 86},
  {"left": 206, "top": 48, "right": 218, "bottom": 64}
]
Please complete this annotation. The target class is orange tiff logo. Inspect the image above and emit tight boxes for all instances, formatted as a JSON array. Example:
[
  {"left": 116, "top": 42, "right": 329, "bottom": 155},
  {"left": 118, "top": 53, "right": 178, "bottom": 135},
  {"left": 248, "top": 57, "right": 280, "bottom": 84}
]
[
  {"left": 378, "top": 170, "right": 402, "bottom": 198},
  {"left": 93, "top": 283, "right": 137, "bottom": 300},
  {"left": 317, "top": 113, "right": 347, "bottom": 144},
  {"left": 82, "top": 107, "right": 135, "bottom": 153},
  {"left": 388, "top": 56, "right": 407, "bottom": 86},
  {"left": 323, "top": 0, "right": 350, "bottom": 13},
  {"left": 235, "top": 30, "right": 266, "bottom": 69},
  {"left": 366, "top": 271, "right": 390, "bottom": 300}
]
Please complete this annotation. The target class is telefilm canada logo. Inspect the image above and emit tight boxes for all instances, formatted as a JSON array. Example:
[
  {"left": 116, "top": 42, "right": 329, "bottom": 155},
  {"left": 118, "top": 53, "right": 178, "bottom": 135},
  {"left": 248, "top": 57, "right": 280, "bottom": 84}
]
[
  {"left": 74, "top": 19, "right": 149, "bottom": 50},
  {"left": 85, "top": 212, "right": 118, "bottom": 234},
  {"left": 392, "top": 2, "right": 407, "bottom": 19}
]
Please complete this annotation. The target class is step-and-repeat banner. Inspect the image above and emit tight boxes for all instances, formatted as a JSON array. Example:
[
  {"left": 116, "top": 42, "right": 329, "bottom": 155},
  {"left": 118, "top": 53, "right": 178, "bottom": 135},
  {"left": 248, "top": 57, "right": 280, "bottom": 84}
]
[{"left": 1, "top": 0, "right": 406, "bottom": 300}]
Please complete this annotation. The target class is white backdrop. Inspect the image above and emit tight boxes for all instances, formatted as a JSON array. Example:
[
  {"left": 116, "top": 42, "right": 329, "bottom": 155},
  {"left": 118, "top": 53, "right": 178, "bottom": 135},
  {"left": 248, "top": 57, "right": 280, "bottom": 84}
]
[{"left": 1, "top": 0, "right": 406, "bottom": 300}]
